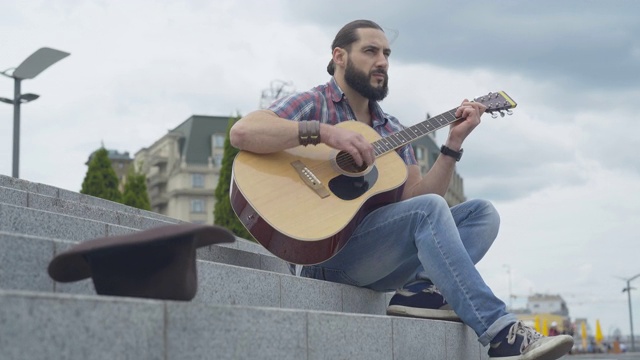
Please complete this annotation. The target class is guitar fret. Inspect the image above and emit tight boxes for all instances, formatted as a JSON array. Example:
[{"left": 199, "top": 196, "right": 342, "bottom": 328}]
[
  {"left": 410, "top": 127, "right": 422, "bottom": 137},
  {"left": 406, "top": 128, "right": 420, "bottom": 139},
  {"left": 398, "top": 132, "right": 410, "bottom": 142},
  {"left": 442, "top": 111, "right": 457, "bottom": 122},
  {"left": 372, "top": 94, "right": 514, "bottom": 156},
  {"left": 380, "top": 139, "right": 391, "bottom": 150},
  {"left": 397, "top": 131, "right": 410, "bottom": 143},
  {"left": 389, "top": 135, "right": 401, "bottom": 146},
  {"left": 419, "top": 122, "right": 432, "bottom": 132}
]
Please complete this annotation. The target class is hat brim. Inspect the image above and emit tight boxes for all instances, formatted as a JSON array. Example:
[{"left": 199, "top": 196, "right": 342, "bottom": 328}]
[{"left": 48, "top": 223, "right": 235, "bottom": 283}]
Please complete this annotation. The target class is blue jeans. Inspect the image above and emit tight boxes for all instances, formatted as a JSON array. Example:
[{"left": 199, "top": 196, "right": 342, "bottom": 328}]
[{"left": 301, "top": 194, "right": 517, "bottom": 345}]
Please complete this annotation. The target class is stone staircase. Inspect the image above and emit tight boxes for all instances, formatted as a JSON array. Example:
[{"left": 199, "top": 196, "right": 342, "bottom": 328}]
[{"left": 0, "top": 174, "right": 488, "bottom": 359}]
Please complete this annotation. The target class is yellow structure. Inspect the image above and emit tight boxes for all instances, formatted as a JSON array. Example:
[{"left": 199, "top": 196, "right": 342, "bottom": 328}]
[
  {"left": 517, "top": 313, "right": 567, "bottom": 334},
  {"left": 595, "top": 319, "right": 603, "bottom": 346}
]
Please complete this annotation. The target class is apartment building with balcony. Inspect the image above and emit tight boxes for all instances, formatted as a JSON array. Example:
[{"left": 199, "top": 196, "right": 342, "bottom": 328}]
[
  {"left": 134, "top": 115, "right": 230, "bottom": 224},
  {"left": 411, "top": 133, "right": 466, "bottom": 206}
]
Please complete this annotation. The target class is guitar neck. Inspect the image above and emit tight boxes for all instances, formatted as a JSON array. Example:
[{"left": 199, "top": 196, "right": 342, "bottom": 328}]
[{"left": 372, "top": 107, "right": 459, "bottom": 157}]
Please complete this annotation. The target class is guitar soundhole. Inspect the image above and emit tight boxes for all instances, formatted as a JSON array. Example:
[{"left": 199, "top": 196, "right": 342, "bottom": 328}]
[{"left": 335, "top": 151, "right": 368, "bottom": 174}]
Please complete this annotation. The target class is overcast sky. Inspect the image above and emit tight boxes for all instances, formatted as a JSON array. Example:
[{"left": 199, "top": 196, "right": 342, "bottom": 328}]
[{"left": 2, "top": 0, "right": 639, "bottom": 338}]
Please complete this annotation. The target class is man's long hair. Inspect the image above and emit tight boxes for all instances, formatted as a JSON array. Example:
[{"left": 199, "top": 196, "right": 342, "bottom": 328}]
[{"left": 327, "top": 20, "right": 384, "bottom": 75}]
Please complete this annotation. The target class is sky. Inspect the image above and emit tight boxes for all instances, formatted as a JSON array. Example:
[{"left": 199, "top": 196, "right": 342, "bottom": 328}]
[{"left": 1, "top": 0, "right": 639, "bottom": 338}]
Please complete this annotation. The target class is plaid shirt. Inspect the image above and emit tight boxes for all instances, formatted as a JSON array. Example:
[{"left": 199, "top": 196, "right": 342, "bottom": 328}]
[{"left": 268, "top": 77, "right": 417, "bottom": 165}]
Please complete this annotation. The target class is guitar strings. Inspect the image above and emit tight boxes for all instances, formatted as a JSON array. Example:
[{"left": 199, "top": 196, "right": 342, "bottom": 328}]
[
  {"left": 300, "top": 99, "right": 511, "bottom": 174},
  {"left": 306, "top": 120, "right": 444, "bottom": 173},
  {"left": 306, "top": 146, "right": 386, "bottom": 174}
]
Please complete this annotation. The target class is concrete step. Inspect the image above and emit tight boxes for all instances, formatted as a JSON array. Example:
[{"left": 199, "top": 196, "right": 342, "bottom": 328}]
[
  {"left": 0, "top": 177, "right": 388, "bottom": 315},
  {"left": 0, "top": 183, "right": 180, "bottom": 231},
  {"left": 0, "top": 174, "right": 178, "bottom": 224},
  {"left": 0, "top": 187, "right": 291, "bottom": 275},
  {"left": 0, "top": 174, "right": 491, "bottom": 359},
  {"left": 0, "top": 289, "right": 487, "bottom": 360},
  {"left": 0, "top": 231, "right": 388, "bottom": 315}
]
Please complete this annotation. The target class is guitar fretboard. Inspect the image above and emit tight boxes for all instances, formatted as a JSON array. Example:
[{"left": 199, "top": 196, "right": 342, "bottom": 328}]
[{"left": 372, "top": 107, "right": 459, "bottom": 156}]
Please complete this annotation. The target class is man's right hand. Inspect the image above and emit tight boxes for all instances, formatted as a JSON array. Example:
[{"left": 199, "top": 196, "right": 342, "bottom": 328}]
[{"left": 321, "top": 123, "right": 375, "bottom": 167}]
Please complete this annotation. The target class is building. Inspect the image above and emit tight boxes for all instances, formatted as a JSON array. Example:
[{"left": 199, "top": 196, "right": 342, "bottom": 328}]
[
  {"left": 86, "top": 148, "right": 133, "bottom": 191},
  {"left": 527, "top": 293, "right": 570, "bottom": 317},
  {"left": 412, "top": 132, "right": 466, "bottom": 206},
  {"left": 516, "top": 293, "right": 571, "bottom": 333},
  {"left": 135, "top": 115, "right": 231, "bottom": 224}
]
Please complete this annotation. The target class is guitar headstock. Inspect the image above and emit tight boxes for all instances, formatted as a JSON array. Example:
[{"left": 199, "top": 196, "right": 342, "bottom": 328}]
[{"left": 474, "top": 91, "right": 517, "bottom": 118}]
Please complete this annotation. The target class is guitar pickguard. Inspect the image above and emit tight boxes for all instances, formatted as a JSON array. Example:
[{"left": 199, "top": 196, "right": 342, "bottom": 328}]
[{"left": 328, "top": 166, "right": 379, "bottom": 200}]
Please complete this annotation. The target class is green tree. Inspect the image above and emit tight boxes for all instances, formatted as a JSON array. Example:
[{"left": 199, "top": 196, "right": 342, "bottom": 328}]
[
  {"left": 122, "top": 165, "right": 151, "bottom": 210},
  {"left": 81, "top": 147, "right": 122, "bottom": 203},
  {"left": 214, "top": 115, "right": 254, "bottom": 240}
]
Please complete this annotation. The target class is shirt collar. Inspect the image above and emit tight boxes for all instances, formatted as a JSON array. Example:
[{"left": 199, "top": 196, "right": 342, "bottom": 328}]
[
  {"left": 327, "top": 77, "right": 389, "bottom": 127},
  {"left": 328, "top": 77, "right": 345, "bottom": 103},
  {"left": 369, "top": 101, "right": 388, "bottom": 128}
]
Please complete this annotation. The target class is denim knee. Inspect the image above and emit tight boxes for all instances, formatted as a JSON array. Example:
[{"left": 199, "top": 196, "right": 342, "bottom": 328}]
[
  {"left": 467, "top": 198, "right": 500, "bottom": 234},
  {"left": 410, "top": 193, "right": 450, "bottom": 212}
]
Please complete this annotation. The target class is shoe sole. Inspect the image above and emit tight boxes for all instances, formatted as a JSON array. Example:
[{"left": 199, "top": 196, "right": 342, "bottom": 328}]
[
  {"left": 386, "top": 305, "right": 461, "bottom": 322},
  {"left": 522, "top": 336, "right": 573, "bottom": 360},
  {"left": 489, "top": 335, "right": 574, "bottom": 360}
]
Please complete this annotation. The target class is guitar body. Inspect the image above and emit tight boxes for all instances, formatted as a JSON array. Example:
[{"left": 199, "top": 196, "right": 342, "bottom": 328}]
[{"left": 230, "top": 121, "right": 408, "bottom": 265}]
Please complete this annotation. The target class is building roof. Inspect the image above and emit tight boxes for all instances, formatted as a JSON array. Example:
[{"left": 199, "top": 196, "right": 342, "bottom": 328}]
[
  {"left": 172, "top": 115, "right": 233, "bottom": 165},
  {"left": 86, "top": 148, "right": 133, "bottom": 165},
  {"left": 528, "top": 293, "right": 565, "bottom": 302}
]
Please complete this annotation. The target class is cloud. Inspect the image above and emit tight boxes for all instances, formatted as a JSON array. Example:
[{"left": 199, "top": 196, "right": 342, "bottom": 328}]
[
  {"left": 281, "top": 0, "right": 640, "bottom": 90},
  {"left": 1, "top": 0, "right": 639, "bottom": 335}
]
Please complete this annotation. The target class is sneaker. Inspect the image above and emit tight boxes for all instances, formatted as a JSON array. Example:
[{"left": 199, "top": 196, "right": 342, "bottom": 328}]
[
  {"left": 488, "top": 321, "right": 573, "bottom": 360},
  {"left": 386, "top": 282, "right": 460, "bottom": 321}
]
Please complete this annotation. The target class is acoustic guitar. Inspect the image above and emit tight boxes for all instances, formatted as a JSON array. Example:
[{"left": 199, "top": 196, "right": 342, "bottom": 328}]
[{"left": 231, "top": 91, "right": 517, "bottom": 265}]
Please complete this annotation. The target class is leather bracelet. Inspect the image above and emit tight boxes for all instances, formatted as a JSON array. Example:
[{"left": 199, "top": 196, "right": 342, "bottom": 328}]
[
  {"left": 299, "top": 120, "right": 321, "bottom": 146},
  {"left": 309, "top": 120, "right": 321, "bottom": 145},
  {"left": 299, "top": 121, "right": 309, "bottom": 146},
  {"left": 440, "top": 145, "right": 463, "bottom": 161}
]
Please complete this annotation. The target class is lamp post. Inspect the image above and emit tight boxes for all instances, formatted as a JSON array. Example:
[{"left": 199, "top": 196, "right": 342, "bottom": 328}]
[
  {"left": 622, "top": 273, "right": 640, "bottom": 352},
  {"left": 503, "top": 264, "right": 513, "bottom": 310},
  {"left": 1, "top": 47, "right": 70, "bottom": 178}
]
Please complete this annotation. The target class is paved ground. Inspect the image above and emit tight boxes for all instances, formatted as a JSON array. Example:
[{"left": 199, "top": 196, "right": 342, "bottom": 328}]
[{"left": 563, "top": 353, "right": 640, "bottom": 359}]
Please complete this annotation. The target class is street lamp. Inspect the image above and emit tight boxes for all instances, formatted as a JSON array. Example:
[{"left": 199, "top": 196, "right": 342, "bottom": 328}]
[
  {"left": 503, "top": 264, "right": 513, "bottom": 310},
  {"left": 622, "top": 273, "right": 640, "bottom": 352},
  {"left": 1, "top": 47, "right": 70, "bottom": 178}
]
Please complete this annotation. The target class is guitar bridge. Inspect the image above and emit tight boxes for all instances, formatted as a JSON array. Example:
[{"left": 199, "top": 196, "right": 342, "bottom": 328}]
[{"left": 291, "top": 160, "right": 330, "bottom": 198}]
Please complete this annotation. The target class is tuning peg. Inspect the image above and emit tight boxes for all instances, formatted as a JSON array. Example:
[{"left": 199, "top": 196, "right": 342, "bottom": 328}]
[
  {"left": 506, "top": 109, "right": 513, "bottom": 115},
  {"left": 499, "top": 111, "right": 505, "bottom": 117},
  {"left": 491, "top": 112, "right": 499, "bottom": 119}
]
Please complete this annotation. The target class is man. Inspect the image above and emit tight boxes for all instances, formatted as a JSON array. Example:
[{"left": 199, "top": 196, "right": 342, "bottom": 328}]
[{"left": 230, "top": 19, "right": 573, "bottom": 360}]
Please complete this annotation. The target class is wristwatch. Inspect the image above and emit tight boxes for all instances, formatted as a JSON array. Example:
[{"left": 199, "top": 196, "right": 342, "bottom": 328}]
[{"left": 440, "top": 145, "right": 463, "bottom": 162}]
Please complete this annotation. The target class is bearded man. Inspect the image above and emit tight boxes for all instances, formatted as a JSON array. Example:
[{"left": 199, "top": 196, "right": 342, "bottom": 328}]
[{"left": 230, "top": 19, "right": 573, "bottom": 360}]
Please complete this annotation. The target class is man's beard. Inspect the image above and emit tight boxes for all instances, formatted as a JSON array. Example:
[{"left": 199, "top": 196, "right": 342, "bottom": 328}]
[{"left": 344, "top": 59, "right": 389, "bottom": 102}]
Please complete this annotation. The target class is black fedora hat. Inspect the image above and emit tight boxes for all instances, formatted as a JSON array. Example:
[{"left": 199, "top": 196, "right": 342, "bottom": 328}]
[{"left": 48, "top": 223, "right": 235, "bottom": 301}]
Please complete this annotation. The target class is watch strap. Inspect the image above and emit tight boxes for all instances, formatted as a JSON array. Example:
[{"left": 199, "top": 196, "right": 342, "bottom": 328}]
[{"left": 440, "top": 145, "right": 463, "bottom": 162}]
